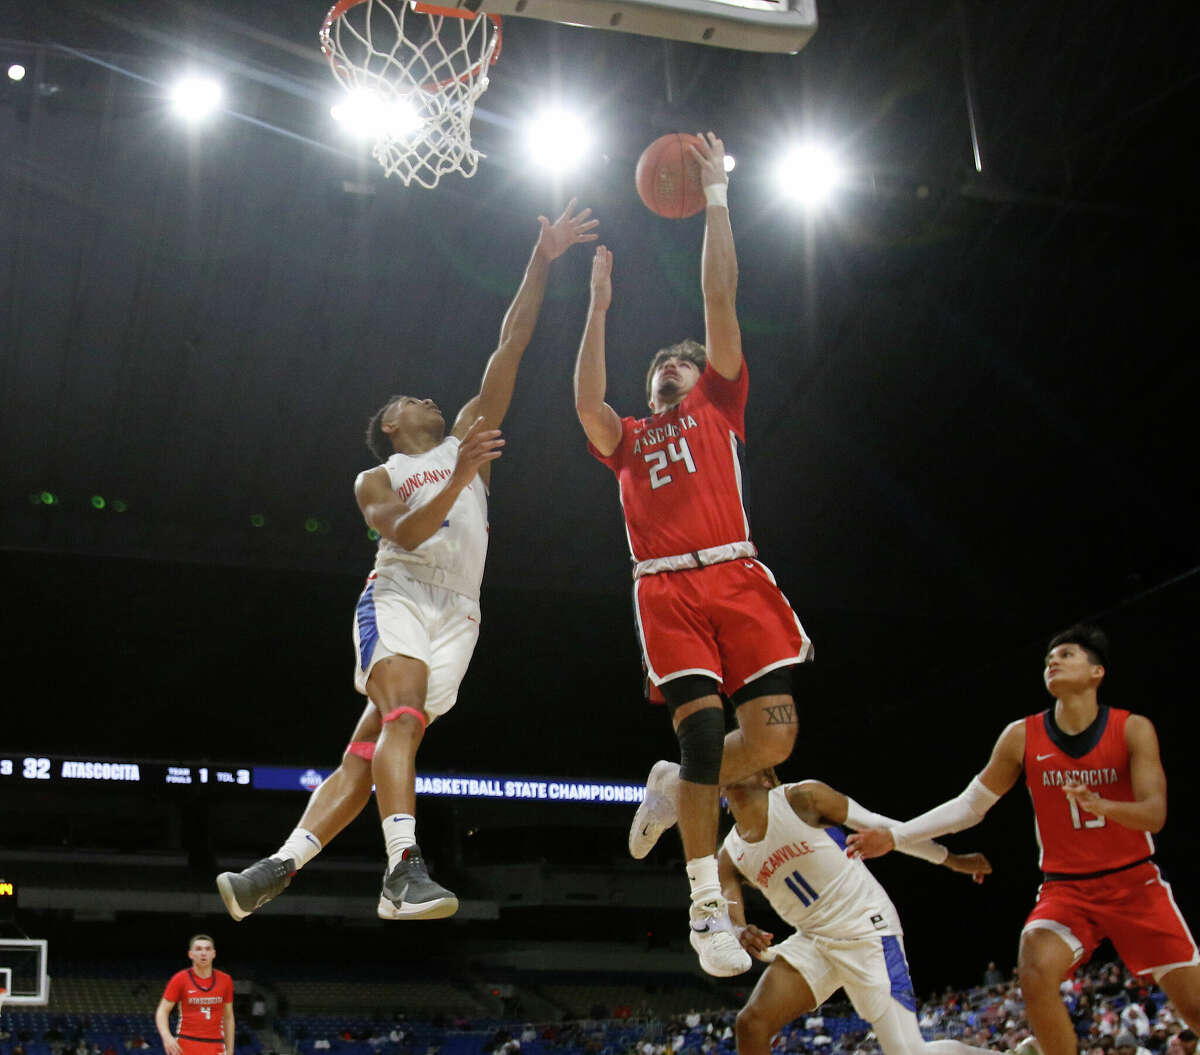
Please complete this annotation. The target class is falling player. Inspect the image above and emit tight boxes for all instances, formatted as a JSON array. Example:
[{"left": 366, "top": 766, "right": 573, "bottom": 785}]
[
  {"left": 155, "top": 935, "right": 234, "bottom": 1055},
  {"left": 847, "top": 624, "right": 1200, "bottom": 1055},
  {"left": 721, "top": 770, "right": 994, "bottom": 1055},
  {"left": 573, "top": 132, "right": 812, "bottom": 976},
  {"left": 216, "top": 201, "right": 598, "bottom": 922}
]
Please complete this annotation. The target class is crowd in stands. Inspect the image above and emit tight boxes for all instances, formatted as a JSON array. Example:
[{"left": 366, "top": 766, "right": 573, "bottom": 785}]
[{"left": 1, "top": 956, "right": 1195, "bottom": 1055}]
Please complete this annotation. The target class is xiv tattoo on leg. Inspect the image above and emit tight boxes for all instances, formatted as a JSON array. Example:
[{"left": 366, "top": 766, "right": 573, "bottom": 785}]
[{"left": 764, "top": 703, "right": 796, "bottom": 726}]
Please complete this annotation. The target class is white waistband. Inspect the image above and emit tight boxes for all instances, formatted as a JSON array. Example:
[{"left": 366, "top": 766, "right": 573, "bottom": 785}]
[
  {"left": 632, "top": 541, "right": 757, "bottom": 579},
  {"left": 373, "top": 561, "right": 480, "bottom": 601}
]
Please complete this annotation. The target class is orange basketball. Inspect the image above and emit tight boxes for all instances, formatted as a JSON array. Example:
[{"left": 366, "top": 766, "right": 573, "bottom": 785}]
[{"left": 635, "top": 133, "right": 706, "bottom": 219}]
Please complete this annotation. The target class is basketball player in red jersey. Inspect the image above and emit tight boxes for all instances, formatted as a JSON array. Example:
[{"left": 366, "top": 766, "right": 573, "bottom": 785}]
[
  {"left": 573, "top": 131, "right": 812, "bottom": 977},
  {"left": 847, "top": 624, "right": 1200, "bottom": 1055},
  {"left": 155, "top": 935, "right": 234, "bottom": 1055}
]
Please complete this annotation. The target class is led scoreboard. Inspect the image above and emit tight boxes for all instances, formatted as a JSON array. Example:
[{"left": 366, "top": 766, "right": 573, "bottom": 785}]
[{"left": 0, "top": 753, "right": 644, "bottom": 805}]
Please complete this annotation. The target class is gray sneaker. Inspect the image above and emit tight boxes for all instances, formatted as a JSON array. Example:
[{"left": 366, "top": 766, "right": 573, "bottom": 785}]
[
  {"left": 377, "top": 845, "right": 459, "bottom": 920},
  {"left": 216, "top": 857, "right": 293, "bottom": 921}
]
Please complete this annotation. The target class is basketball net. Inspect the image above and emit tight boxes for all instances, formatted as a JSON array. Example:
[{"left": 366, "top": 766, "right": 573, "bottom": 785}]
[{"left": 321, "top": 0, "right": 502, "bottom": 188}]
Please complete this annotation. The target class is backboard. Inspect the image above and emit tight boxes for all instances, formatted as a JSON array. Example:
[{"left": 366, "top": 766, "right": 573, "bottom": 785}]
[
  {"left": 433, "top": 0, "right": 817, "bottom": 54},
  {"left": 0, "top": 939, "right": 50, "bottom": 1006}
]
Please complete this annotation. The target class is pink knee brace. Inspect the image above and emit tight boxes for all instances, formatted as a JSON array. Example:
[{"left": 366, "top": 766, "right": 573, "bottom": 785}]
[
  {"left": 345, "top": 741, "right": 376, "bottom": 762},
  {"left": 382, "top": 705, "right": 427, "bottom": 732}
]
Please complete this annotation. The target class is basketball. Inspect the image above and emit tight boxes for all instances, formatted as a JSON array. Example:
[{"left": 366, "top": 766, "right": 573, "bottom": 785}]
[{"left": 635, "top": 133, "right": 707, "bottom": 219}]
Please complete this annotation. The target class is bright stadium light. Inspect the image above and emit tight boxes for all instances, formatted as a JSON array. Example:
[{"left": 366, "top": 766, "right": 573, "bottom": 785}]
[
  {"left": 168, "top": 75, "right": 223, "bottom": 122},
  {"left": 7, "top": 63, "right": 26, "bottom": 82},
  {"left": 525, "top": 108, "right": 592, "bottom": 173},
  {"left": 331, "top": 89, "right": 421, "bottom": 139},
  {"left": 775, "top": 143, "right": 844, "bottom": 207},
  {"left": 723, "top": 153, "right": 736, "bottom": 174}
]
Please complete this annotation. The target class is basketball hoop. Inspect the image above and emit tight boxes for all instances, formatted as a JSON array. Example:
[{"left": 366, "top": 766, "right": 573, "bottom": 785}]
[{"left": 320, "top": 0, "right": 502, "bottom": 187}]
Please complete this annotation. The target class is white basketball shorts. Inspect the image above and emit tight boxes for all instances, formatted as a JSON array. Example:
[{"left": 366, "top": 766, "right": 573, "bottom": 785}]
[
  {"left": 770, "top": 931, "right": 916, "bottom": 1024},
  {"left": 352, "top": 568, "right": 481, "bottom": 721}
]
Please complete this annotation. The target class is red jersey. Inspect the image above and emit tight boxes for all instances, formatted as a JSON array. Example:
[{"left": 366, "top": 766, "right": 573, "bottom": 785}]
[
  {"left": 162, "top": 969, "right": 233, "bottom": 1041},
  {"left": 1024, "top": 706, "right": 1155, "bottom": 875},
  {"left": 590, "top": 363, "right": 750, "bottom": 562}
]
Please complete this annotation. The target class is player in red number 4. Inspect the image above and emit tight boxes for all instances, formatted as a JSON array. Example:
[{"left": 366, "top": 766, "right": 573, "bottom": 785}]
[
  {"left": 155, "top": 935, "right": 234, "bottom": 1055},
  {"left": 573, "top": 131, "right": 812, "bottom": 977},
  {"left": 847, "top": 625, "right": 1200, "bottom": 1055}
]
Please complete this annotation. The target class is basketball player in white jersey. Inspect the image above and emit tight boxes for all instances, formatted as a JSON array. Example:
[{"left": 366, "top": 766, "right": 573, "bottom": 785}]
[
  {"left": 721, "top": 770, "right": 995, "bottom": 1055},
  {"left": 216, "top": 200, "right": 597, "bottom": 922}
]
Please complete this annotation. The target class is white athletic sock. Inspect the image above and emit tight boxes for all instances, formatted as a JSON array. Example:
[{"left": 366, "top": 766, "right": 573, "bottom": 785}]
[
  {"left": 384, "top": 814, "right": 417, "bottom": 872},
  {"left": 271, "top": 828, "right": 322, "bottom": 871},
  {"left": 686, "top": 856, "right": 721, "bottom": 905}
]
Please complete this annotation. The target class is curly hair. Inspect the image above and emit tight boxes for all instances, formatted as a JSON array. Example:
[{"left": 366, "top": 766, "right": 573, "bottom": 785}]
[
  {"left": 365, "top": 395, "right": 404, "bottom": 462},
  {"left": 644, "top": 339, "right": 707, "bottom": 403}
]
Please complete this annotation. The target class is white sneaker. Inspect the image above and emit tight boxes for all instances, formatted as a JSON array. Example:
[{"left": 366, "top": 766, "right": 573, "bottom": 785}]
[
  {"left": 688, "top": 897, "right": 751, "bottom": 977},
  {"left": 628, "top": 760, "right": 680, "bottom": 859}
]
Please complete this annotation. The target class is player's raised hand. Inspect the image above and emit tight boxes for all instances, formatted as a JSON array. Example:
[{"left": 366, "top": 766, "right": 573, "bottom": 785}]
[
  {"left": 589, "top": 245, "right": 612, "bottom": 312},
  {"left": 688, "top": 131, "right": 729, "bottom": 188},
  {"left": 453, "top": 416, "right": 504, "bottom": 484},
  {"left": 735, "top": 922, "right": 775, "bottom": 960},
  {"left": 536, "top": 198, "right": 600, "bottom": 261},
  {"left": 845, "top": 827, "right": 895, "bottom": 860},
  {"left": 944, "top": 851, "right": 993, "bottom": 885}
]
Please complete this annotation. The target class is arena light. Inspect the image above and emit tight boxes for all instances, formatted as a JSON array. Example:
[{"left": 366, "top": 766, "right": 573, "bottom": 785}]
[
  {"left": 168, "top": 75, "right": 223, "bottom": 122},
  {"left": 524, "top": 107, "right": 592, "bottom": 174},
  {"left": 330, "top": 89, "right": 421, "bottom": 140},
  {"left": 775, "top": 143, "right": 844, "bottom": 207},
  {"left": 723, "top": 153, "right": 736, "bottom": 174},
  {"left": 7, "top": 64, "right": 26, "bottom": 82}
]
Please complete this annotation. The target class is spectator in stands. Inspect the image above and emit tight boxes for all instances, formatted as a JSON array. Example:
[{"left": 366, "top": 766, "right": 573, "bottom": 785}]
[
  {"left": 1123, "top": 1003, "right": 1152, "bottom": 1039},
  {"left": 1116, "top": 1032, "right": 1152, "bottom": 1055},
  {"left": 1175, "top": 1031, "right": 1198, "bottom": 1055},
  {"left": 984, "top": 964, "right": 1004, "bottom": 989}
]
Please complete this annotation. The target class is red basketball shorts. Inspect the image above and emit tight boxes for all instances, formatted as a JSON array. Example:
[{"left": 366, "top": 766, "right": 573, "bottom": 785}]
[
  {"left": 1023, "top": 861, "right": 1199, "bottom": 979},
  {"left": 179, "top": 1039, "right": 226, "bottom": 1055},
  {"left": 633, "top": 557, "right": 812, "bottom": 699}
]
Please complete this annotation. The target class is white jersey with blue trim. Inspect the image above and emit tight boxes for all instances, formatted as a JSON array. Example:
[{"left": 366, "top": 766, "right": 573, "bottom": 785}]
[
  {"left": 723, "top": 784, "right": 902, "bottom": 940},
  {"left": 372, "top": 436, "right": 489, "bottom": 601}
]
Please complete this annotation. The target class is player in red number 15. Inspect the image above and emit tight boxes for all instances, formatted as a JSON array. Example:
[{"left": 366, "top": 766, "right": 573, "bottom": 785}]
[
  {"left": 155, "top": 935, "right": 234, "bottom": 1055},
  {"left": 847, "top": 624, "right": 1200, "bottom": 1055},
  {"left": 573, "top": 130, "right": 813, "bottom": 978}
]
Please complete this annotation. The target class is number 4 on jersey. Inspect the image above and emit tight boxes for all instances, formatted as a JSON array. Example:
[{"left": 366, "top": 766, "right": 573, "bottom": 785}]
[{"left": 645, "top": 438, "right": 697, "bottom": 490}]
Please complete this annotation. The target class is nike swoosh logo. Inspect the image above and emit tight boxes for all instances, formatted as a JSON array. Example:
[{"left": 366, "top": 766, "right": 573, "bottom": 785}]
[
  {"left": 736, "top": 852, "right": 744, "bottom": 862},
  {"left": 1036, "top": 753, "right": 1055, "bottom": 761},
  {"left": 641, "top": 825, "right": 652, "bottom": 837}
]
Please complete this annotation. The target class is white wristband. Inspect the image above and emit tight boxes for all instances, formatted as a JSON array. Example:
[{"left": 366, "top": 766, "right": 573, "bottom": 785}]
[{"left": 704, "top": 183, "right": 728, "bottom": 208}]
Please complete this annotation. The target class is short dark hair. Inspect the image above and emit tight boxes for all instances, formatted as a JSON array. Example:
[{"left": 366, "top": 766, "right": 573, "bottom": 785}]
[
  {"left": 366, "top": 396, "right": 404, "bottom": 462},
  {"left": 188, "top": 934, "right": 214, "bottom": 950},
  {"left": 1047, "top": 624, "right": 1109, "bottom": 669},
  {"left": 644, "top": 340, "right": 707, "bottom": 403}
]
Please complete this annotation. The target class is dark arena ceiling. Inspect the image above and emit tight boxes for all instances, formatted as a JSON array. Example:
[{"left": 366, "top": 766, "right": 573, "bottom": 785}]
[{"left": 1, "top": 0, "right": 1197, "bottom": 771}]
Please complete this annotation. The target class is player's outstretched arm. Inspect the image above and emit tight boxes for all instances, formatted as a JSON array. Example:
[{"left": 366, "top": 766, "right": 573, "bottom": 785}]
[
  {"left": 846, "top": 720, "right": 1026, "bottom": 860},
  {"left": 718, "top": 848, "right": 774, "bottom": 961},
  {"left": 689, "top": 131, "right": 742, "bottom": 382},
  {"left": 223, "top": 1003, "right": 235, "bottom": 1055},
  {"left": 355, "top": 419, "right": 502, "bottom": 549},
  {"left": 942, "top": 851, "right": 993, "bottom": 884},
  {"left": 1063, "top": 714, "right": 1166, "bottom": 832},
  {"left": 154, "top": 1000, "right": 182, "bottom": 1055},
  {"left": 573, "top": 245, "right": 622, "bottom": 456},
  {"left": 454, "top": 200, "right": 598, "bottom": 445},
  {"left": 786, "top": 780, "right": 950, "bottom": 866}
]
